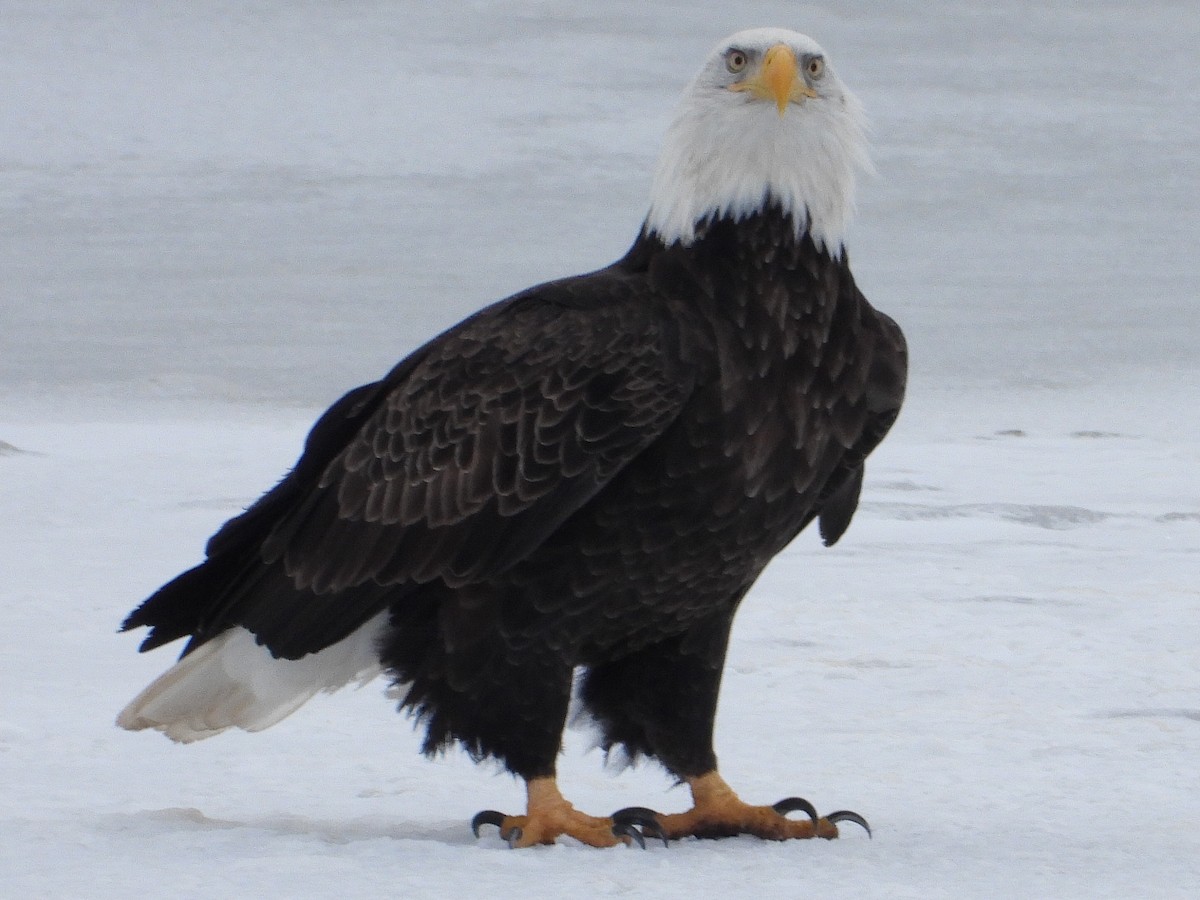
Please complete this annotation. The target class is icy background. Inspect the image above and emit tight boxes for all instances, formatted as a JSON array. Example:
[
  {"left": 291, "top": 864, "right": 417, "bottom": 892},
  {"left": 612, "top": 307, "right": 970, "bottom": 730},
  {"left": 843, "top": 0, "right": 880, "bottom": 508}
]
[{"left": 2, "top": 1, "right": 1198, "bottom": 897}]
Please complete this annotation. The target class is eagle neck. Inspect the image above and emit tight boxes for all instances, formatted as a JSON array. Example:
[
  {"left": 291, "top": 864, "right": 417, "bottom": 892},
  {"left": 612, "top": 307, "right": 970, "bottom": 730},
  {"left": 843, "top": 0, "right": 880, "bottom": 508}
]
[{"left": 646, "top": 202, "right": 849, "bottom": 344}]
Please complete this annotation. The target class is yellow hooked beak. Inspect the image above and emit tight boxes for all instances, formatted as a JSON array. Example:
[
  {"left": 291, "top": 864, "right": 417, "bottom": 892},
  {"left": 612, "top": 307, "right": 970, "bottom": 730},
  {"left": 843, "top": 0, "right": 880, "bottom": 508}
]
[{"left": 730, "top": 44, "right": 817, "bottom": 116}]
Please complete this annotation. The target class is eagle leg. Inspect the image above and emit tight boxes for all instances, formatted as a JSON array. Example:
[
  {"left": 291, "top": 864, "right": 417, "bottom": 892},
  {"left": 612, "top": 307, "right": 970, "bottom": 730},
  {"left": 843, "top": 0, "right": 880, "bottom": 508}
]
[
  {"left": 471, "top": 776, "right": 657, "bottom": 849},
  {"left": 614, "top": 772, "right": 869, "bottom": 841}
]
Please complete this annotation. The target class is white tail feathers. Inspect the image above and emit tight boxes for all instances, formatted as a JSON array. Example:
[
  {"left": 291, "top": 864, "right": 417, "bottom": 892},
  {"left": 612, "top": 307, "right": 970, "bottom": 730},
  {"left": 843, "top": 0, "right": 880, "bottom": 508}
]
[{"left": 117, "top": 612, "right": 390, "bottom": 743}]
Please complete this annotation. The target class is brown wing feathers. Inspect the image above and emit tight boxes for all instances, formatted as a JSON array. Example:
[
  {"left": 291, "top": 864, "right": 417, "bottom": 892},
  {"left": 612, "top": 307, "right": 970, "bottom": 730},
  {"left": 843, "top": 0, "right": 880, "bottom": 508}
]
[{"left": 123, "top": 284, "right": 691, "bottom": 660}]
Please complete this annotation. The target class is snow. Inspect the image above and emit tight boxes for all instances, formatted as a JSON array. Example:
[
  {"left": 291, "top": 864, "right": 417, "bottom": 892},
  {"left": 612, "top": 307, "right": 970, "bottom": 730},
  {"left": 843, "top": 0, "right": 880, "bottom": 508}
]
[{"left": 2, "top": 1, "right": 1198, "bottom": 897}]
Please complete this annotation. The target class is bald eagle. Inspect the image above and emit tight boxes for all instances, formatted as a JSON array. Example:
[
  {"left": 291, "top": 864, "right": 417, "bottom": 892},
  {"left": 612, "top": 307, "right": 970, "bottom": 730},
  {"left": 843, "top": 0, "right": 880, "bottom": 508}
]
[{"left": 119, "top": 28, "right": 906, "bottom": 848}]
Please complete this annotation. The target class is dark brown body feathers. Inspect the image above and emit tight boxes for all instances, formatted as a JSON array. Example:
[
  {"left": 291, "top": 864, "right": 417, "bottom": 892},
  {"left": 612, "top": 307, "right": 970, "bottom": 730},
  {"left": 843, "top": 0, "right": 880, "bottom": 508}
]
[{"left": 123, "top": 204, "right": 906, "bottom": 779}]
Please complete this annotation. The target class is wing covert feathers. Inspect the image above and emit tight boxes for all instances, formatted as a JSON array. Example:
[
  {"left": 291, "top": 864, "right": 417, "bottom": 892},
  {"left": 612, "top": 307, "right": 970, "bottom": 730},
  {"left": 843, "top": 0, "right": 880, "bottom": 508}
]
[
  {"left": 123, "top": 279, "right": 692, "bottom": 662},
  {"left": 262, "top": 295, "right": 690, "bottom": 598}
]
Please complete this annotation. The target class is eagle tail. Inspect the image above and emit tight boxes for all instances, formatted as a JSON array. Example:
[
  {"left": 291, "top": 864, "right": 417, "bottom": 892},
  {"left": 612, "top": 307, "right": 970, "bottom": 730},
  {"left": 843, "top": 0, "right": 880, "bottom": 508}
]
[{"left": 116, "top": 612, "right": 390, "bottom": 742}]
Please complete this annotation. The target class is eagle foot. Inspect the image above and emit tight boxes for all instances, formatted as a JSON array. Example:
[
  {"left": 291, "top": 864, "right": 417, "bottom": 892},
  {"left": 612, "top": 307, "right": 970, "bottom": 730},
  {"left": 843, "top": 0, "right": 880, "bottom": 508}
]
[
  {"left": 613, "top": 773, "right": 871, "bottom": 842},
  {"left": 470, "top": 777, "right": 661, "bottom": 849},
  {"left": 471, "top": 807, "right": 655, "bottom": 849}
]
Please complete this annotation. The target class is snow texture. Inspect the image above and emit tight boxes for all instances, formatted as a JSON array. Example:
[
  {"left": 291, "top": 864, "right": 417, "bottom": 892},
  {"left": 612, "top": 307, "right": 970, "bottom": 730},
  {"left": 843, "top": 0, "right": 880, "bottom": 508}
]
[{"left": 2, "top": 2, "right": 1198, "bottom": 897}]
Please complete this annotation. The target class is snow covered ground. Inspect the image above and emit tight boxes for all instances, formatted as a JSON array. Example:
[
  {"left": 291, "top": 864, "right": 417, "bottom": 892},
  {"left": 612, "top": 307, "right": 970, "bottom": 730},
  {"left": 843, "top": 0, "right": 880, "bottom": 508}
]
[{"left": 2, "top": 1, "right": 1198, "bottom": 897}]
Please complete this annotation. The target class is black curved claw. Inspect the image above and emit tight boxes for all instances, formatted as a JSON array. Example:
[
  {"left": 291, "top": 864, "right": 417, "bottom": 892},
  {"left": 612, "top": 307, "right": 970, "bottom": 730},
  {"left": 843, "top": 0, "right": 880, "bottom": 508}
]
[
  {"left": 771, "top": 796, "right": 820, "bottom": 826},
  {"left": 612, "top": 821, "right": 647, "bottom": 849},
  {"left": 826, "top": 809, "right": 873, "bottom": 839},
  {"left": 612, "top": 806, "right": 670, "bottom": 848},
  {"left": 470, "top": 809, "right": 507, "bottom": 838}
]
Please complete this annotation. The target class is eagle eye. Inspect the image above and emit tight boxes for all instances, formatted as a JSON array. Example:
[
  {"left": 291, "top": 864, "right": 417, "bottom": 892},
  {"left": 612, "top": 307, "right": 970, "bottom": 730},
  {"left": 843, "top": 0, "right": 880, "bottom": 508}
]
[
  {"left": 724, "top": 48, "right": 748, "bottom": 74},
  {"left": 806, "top": 56, "right": 825, "bottom": 80}
]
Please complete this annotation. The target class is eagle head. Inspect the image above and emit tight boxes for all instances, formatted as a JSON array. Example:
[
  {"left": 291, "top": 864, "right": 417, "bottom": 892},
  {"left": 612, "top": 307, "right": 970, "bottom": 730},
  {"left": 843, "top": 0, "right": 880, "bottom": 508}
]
[{"left": 644, "top": 28, "right": 872, "bottom": 255}]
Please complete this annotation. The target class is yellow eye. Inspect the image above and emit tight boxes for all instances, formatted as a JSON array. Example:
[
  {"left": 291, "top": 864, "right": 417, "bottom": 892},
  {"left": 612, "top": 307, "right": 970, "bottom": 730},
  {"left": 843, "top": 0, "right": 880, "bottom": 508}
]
[
  {"left": 806, "top": 56, "right": 825, "bottom": 79},
  {"left": 725, "top": 49, "right": 748, "bottom": 74}
]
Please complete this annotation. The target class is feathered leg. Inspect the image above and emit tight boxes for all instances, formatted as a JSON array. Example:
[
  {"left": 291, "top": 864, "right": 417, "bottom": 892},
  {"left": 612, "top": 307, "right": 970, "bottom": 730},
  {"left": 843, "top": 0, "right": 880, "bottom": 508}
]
[
  {"left": 451, "top": 666, "right": 652, "bottom": 848},
  {"left": 579, "top": 614, "right": 732, "bottom": 777},
  {"left": 383, "top": 605, "right": 651, "bottom": 848},
  {"left": 582, "top": 616, "right": 867, "bottom": 841}
]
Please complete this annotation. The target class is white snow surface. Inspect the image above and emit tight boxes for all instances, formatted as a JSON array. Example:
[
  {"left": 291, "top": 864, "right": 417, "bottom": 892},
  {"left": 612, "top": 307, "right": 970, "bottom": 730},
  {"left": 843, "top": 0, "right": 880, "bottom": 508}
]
[{"left": 3, "top": 1, "right": 1199, "bottom": 897}]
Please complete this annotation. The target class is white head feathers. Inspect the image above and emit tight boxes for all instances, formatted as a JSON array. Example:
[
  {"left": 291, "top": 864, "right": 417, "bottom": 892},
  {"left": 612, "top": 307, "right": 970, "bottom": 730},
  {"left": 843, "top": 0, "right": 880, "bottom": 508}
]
[{"left": 644, "top": 28, "right": 872, "bottom": 255}]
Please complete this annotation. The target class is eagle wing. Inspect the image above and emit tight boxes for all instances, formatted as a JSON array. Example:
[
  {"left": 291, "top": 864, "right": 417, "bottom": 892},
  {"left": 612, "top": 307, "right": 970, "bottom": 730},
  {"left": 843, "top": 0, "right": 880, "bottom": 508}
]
[
  {"left": 816, "top": 299, "right": 907, "bottom": 546},
  {"left": 123, "top": 277, "right": 693, "bottom": 659}
]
